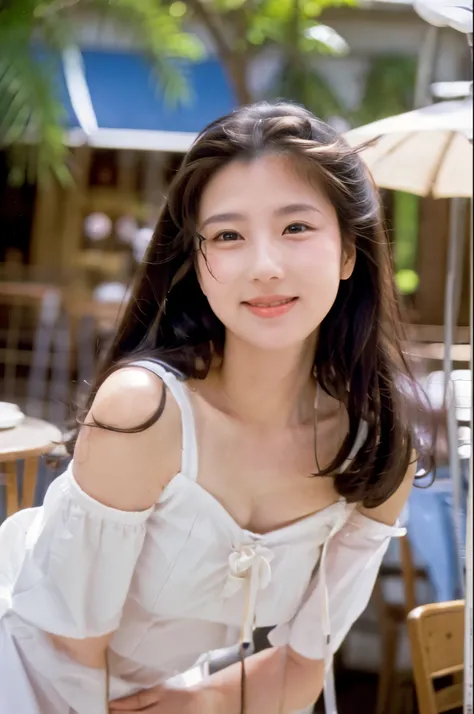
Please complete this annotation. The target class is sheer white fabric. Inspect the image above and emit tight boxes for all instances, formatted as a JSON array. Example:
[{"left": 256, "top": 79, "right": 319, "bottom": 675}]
[
  {"left": 0, "top": 360, "right": 405, "bottom": 713},
  {"left": 268, "top": 510, "right": 405, "bottom": 658}
]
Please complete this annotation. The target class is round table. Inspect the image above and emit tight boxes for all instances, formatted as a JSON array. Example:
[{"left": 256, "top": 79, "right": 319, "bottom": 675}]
[{"left": 0, "top": 417, "right": 62, "bottom": 518}]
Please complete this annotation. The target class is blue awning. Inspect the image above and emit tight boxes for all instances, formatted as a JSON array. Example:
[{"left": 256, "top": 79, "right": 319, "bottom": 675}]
[{"left": 55, "top": 49, "right": 236, "bottom": 152}]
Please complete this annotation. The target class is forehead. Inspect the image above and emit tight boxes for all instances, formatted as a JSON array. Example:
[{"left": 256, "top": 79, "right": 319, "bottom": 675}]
[{"left": 198, "top": 153, "right": 334, "bottom": 220}]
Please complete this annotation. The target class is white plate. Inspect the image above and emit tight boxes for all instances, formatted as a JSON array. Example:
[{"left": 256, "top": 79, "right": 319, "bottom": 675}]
[{"left": 0, "top": 403, "right": 25, "bottom": 430}]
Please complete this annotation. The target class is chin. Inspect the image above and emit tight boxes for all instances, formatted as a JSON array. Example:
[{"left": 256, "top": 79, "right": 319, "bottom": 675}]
[{"left": 231, "top": 324, "right": 317, "bottom": 352}]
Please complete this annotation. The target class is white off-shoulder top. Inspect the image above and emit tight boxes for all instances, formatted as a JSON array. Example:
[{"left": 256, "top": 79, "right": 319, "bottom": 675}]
[{"left": 0, "top": 360, "right": 405, "bottom": 714}]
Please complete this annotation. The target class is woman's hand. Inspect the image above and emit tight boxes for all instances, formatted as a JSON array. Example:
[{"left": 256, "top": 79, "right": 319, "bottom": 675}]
[{"left": 110, "top": 683, "right": 221, "bottom": 713}]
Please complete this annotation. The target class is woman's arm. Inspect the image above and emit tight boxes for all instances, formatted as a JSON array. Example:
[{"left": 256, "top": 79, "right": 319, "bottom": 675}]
[
  {"left": 204, "top": 645, "right": 323, "bottom": 714},
  {"left": 46, "top": 366, "right": 182, "bottom": 668},
  {"left": 110, "top": 647, "right": 323, "bottom": 714},
  {"left": 206, "top": 454, "right": 418, "bottom": 714}
]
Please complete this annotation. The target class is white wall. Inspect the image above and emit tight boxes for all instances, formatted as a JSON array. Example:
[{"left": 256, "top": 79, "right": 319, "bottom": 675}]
[{"left": 320, "top": 5, "right": 469, "bottom": 80}]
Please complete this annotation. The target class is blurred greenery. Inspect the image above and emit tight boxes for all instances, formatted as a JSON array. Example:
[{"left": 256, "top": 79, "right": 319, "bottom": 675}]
[
  {"left": 352, "top": 55, "right": 417, "bottom": 126},
  {"left": 274, "top": 53, "right": 418, "bottom": 126},
  {"left": 1, "top": 0, "right": 359, "bottom": 183},
  {"left": 394, "top": 190, "right": 420, "bottom": 295},
  {"left": 184, "top": 0, "right": 355, "bottom": 105},
  {"left": 394, "top": 191, "right": 419, "bottom": 271},
  {"left": 395, "top": 268, "right": 420, "bottom": 294},
  {"left": 0, "top": 0, "right": 204, "bottom": 183},
  {"left": 1, "top": 0, "right": 420, "bottom": 187}
]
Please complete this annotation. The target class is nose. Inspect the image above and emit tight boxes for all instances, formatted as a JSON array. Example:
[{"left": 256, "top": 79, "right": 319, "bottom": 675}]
[{"left": 249, "top": 236, "right": 285, "bottom": 283}]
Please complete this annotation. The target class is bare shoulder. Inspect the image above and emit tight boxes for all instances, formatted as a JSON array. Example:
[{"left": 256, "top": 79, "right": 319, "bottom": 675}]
[
  {"left": 357, "top": 449, "right": 417, "bottom": 526},
  {"left": 89, "top": 366, "right": 173, "bottom": 428},
  {"left": 74, "top": 365, "right": 183, "bottom": 512}
]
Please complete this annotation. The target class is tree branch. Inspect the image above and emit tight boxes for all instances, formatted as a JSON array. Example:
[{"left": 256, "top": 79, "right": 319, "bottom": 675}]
[
  {"left": 185, "top": 0, "right": 233, "bottom": 62},
  {"left": 35, "top": 0, "right": 82, "bottom": 19},
  {"left": 185, "top": 0, "right": 253, "bottom": 104}
]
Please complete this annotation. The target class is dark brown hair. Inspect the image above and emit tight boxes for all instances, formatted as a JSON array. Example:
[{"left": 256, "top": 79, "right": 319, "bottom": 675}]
[{"left": 75, "top": 101, "right": 434, "bottom": 508}]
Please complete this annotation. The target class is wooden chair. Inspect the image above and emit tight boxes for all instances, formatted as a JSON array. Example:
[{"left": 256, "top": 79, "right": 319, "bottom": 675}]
[
  {"left": 0, "top": 417, "right": 61, "bottom": 521},
  {"left": 408, "top": 600, "right": 464, "bottom": 714},
  {"left": 0, "top": 281, "right": 67, "bottom": 516},
  {"left": 0, "top": 282, "right": 122, "bottom": 514}
]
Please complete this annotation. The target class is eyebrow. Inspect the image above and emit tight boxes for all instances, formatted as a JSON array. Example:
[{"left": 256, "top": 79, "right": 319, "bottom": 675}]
[
  {"left": 200, "top": 203, "right": 321, "bottom": 230},
  {"left": 200, "top": 212, "right": 246, "bottom": 229},
  {"left": 275, "top": 203, "right": 322, "bottom": 217}
]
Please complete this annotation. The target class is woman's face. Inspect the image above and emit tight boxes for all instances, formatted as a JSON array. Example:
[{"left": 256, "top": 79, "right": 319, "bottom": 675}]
[{"left": 196, "top": 153, "right": 355, "bottom": 351}]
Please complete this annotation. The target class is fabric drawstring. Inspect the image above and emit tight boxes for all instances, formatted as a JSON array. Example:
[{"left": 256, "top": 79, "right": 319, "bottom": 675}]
[
  {"left": 105, "top": 652, "right": 110, "bottom": 714},
  {"left": 223, "top": 543, "right": 274, "bottom": 714},
  {"left": 223, "top": 544, "right": 274, "bottom": 646},
  {"left": 319, "top": 529, "right": 337, "bottom": 714},
  {"left": 319, "top": 511, "right": 349, "bottom": 714}
]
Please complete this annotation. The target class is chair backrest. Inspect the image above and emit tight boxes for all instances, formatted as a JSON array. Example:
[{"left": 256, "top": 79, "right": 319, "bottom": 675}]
[
  {"left": 408, "top": 600, "right": 464, "bottom": 714},
  {"left": 61, "top": 294, "right": 124, "bottom": 412},
  {"left": 0, "top": 282, "right": 61, "bottom": 415},
  {"left": 0, "top": 281, "right": 123, "bottom": 435}
]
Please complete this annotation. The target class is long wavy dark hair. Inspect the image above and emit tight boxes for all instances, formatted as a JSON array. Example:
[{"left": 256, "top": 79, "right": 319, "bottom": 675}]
[{"left": 75, "top": 101, "right": 434, "bottom": 508}]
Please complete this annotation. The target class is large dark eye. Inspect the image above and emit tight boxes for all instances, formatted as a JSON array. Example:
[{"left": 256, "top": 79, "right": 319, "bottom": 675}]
[
  {"left": 283, "top": 223, "right": 310, "bottom": 234},
  {"left": 215, "top": 231, "right": 241, "bottom": 242}
]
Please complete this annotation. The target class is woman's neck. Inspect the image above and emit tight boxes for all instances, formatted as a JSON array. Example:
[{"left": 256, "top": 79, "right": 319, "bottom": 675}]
[{"left": 214, "top": 333, "right": 317, "bottom": 428}]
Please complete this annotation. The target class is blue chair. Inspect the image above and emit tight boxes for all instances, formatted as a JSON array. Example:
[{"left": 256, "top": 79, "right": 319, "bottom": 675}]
[
  {"left": 0, "top": 456, "right": 70, "bottom": 523},
  {"left": 406, "top": 465, "right": 467, "bottom": 603}
]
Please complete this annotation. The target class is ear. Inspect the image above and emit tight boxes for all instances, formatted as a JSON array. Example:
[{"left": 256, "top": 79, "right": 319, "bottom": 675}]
[{"left": 340, "top": 242, "right": 356, "bottom": 281}]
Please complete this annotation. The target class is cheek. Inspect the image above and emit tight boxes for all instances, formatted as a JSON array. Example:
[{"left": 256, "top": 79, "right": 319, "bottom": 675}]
[
  {"left": 297, "top": 236, "right": 342, "bottom": 286},
  {"left": 196, "top": 252, "right": 242, "bottom": 295}
]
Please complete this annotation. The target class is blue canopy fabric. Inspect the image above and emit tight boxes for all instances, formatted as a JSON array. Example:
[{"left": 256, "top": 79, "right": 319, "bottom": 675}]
[{"left": 52, "top": 48, "right": 236, "bottom": 136}]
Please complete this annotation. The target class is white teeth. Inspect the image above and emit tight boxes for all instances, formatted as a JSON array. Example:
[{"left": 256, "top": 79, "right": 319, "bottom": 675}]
[{"left": 251, "top": 299, "right": 293, "bottom": 307}]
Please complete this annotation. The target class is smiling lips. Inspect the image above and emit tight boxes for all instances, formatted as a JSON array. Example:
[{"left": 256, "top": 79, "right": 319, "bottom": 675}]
[{"left": 242, "top": 296, "right": 298, "bottom": 318}]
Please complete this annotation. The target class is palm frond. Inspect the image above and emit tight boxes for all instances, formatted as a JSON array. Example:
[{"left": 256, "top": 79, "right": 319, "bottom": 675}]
[
  {"left": 0, "top": 0, "right": 203, "bottom": 183},
  {"left": 0, "top": 40, "right": 69, "bottom": 183}
]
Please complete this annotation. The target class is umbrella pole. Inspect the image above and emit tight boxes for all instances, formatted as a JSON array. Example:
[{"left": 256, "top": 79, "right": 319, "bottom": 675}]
[
  {"left": 443, "top": 198, "right": 466, "bottom": 598},
  {"left": 414, "top": 26, "right": 439, "bottom": 108},
  {"left": 465, "top": 38, "right": 472, "bottom": 714},
  {"left": 465, "top": 197, "right": 473, "bottom": 714},
  {"left": 466, "top": 478, "right": 473, "bottom": 713}
]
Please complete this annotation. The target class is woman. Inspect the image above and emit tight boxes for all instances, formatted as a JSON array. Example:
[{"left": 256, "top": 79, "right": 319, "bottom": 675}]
[{"left": 0, "top": 102, "right": 426, "bottom": 714}]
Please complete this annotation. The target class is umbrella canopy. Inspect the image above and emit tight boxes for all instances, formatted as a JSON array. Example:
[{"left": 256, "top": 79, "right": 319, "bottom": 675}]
[{"left": 344, "top": 98, "right": 473, "bottom": 198}]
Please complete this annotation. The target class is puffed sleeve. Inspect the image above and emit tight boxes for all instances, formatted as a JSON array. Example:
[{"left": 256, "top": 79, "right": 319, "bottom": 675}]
[
  {"left": 7, "top": 462, "right": 153, "bottom": 637},
  {"left": 268, "top": 510, "right": 406, "bottom": 660}
]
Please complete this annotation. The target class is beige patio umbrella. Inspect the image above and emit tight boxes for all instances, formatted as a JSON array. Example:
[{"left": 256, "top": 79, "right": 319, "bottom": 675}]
[{"left": 344, "top": 97, "right": 473, "bottom": 198}]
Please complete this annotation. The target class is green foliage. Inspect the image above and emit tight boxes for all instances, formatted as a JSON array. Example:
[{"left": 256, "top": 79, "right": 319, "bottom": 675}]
[
  {"left": 0, "top": 0, "right": 204, "bottom": 183},
  {"left": 237, "top": 0, "right": 354, "bottom": 52},
  {"left": 1, "top": 0, "right": 357, "bottom": 184},
  {"left": 394, "top": 190, "right": 419, "bottom": 272},
  {"left": 183, "top": 0, "right": 353, "bottom": 77},
  {"left": 393, "top": 190, "right": 419, "bottom": 295},
  {"left": 271, "top": 51, "right": 418, "bottom": 149},
  {"left": 238, "top": 0, "right": 354, "bottom": 117},
  {"left": 271, "top": 62, "right": 344, "bottom": 120},
  {"left": 0, "top": 2, "right": 70, "bottom": 183},
  {"left": 352, "top": 54, "right": 417, "bottom": 126},
  {"left": 4, "top": 0, "right": 417, "bottom": 190},
  {"left": 395, "top": 269, "right": 419, "bottom": 295}
]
